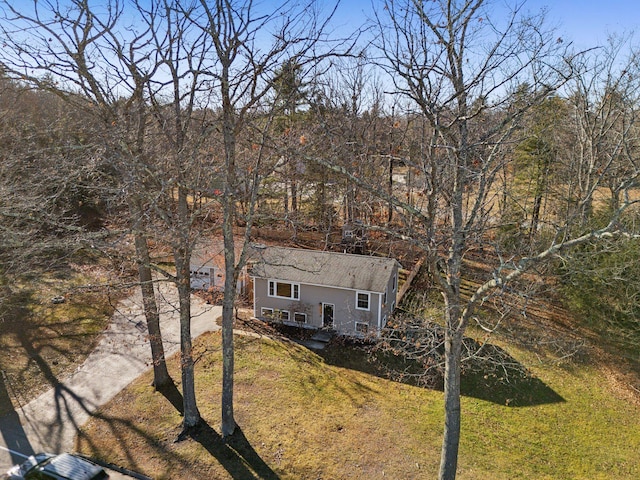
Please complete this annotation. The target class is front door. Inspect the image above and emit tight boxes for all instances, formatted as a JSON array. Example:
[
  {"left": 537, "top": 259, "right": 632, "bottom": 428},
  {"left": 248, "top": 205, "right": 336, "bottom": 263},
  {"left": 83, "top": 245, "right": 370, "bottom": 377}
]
[{"left": 322, "top": 303, "right": 334, "bottom": 328}]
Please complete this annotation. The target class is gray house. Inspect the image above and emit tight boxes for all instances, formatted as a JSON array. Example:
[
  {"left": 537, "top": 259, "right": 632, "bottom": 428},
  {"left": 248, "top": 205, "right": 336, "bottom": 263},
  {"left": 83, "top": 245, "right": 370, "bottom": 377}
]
[{"left": 250, "top": 246, "right": 400, "bottom": 338}]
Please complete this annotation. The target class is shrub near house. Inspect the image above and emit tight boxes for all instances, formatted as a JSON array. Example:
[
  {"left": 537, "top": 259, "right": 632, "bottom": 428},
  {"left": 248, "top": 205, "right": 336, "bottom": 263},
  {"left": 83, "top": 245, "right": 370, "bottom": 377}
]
[{"left": 250, "top": 246, "right": 400, "bottom": 337}]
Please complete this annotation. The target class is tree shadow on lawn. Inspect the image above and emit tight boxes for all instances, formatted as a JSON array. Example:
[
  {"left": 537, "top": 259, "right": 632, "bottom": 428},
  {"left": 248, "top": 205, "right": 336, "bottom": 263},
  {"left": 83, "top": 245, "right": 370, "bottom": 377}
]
[
  {"left": 188, "top": 422, "right": 280, "bottom": 480},
  {"left": 160, "top": 382, "right": 280, "bottom": 480},
  {"left": 78, "top": 392, "right": 280, "bottom": 480},
  {"left": 315, "top": 336, "right": 565, "bottom": 407},
  {"left": 77, "top": 408, "right": 187, "bottom": 478},
  {"left": 2, "top": 288, "right": 109, "bottom": 400},
  {"left": 157, "top": 381, "right": 184, "bottom": 415}
]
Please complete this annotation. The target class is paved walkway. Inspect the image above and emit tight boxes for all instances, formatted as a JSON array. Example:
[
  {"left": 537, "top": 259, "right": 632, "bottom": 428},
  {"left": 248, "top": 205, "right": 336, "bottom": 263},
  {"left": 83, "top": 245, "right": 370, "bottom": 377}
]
[{"left": 0, "top": 282, "right": 221, "bottom": 472}]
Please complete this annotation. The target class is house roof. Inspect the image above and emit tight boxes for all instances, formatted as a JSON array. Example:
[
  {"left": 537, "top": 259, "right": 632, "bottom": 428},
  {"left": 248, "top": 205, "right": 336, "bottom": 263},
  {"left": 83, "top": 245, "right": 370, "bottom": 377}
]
[
  {"left": 190, "top": 239, "right": 230, "bottom": 270},
  {"left": 190, "top": 246, "right": 220, "bottom": 269},
  {"left": 250, "top": 246, "right": 399, "bottom": 293}
]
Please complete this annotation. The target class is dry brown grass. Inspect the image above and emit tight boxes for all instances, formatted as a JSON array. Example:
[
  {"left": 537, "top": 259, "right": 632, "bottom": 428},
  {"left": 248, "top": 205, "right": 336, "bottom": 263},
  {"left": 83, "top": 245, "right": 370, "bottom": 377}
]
[
  {"left": 76, "top": 328, "right": 640, "bottom": 480},
  {"left": 0, "top": 266, "right": 124, "bottom": 416},
  {"left": 77, "top": 332, "right": 444, "bottom": 480}
]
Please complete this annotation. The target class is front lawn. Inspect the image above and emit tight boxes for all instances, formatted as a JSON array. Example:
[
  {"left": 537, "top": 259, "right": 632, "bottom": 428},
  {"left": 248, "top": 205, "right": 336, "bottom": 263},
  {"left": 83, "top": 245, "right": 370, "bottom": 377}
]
[{"left": 77, "top": 330, "right": 640, "bottom": 479}]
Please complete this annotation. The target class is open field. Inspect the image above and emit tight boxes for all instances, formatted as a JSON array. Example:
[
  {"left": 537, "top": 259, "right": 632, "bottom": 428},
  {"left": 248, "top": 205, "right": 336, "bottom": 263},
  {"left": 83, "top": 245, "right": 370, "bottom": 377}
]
[{"left": 77, "top": 327, "right": 640, "bottom": 480}]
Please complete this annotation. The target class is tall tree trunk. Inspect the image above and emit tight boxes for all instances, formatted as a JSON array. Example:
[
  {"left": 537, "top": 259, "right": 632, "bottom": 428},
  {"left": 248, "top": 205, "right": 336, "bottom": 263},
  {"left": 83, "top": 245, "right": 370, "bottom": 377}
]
[
  {"left": 315, "top": 178, "right": 326, "bottom": 229},
  {"left": 174, "top": 188, "right": 201, "bottom": 432},
  {"left": 288, "top": 161, "right": 298, "bottom": 240},
  {"left": 529, "top": 192, "right": 543, "bottom": 241},
  {"left": 439, "top": 243, "right": 465, "bottom": 480},
  {"left": 439, "top": 112, "right": 468, "bottom": 478},
  {"left": 529, "top": 157, "right": 551, "bottom": 242},
  {"left": 283, "top": 180, "right": 289, "bottom": 215},
  {"left": 291, "top": 177, "right": 298, "bottom": 213},
  {"left": 439, "top": 325, "right": 463, "bottom": 480},
  {"left": 134, "top": 233, "right": 171, "bottom": 388},
  {"left": 345, "top": 179, "right": 355, "bottom": 223},
  {"left": 221, "top": 79, "right": 237, "bottom": 437},
  {"left": 174, "top": 249, "right": 201, "bottom": 431},
  {"left": 220, "top": 226, "right": 236, "bottom": 437},
  {"left": 387, "top": 155, "right": 394, "bottom": 223},
  {"left": 128, "top": 198, "right": 171, "bottom": 388}
]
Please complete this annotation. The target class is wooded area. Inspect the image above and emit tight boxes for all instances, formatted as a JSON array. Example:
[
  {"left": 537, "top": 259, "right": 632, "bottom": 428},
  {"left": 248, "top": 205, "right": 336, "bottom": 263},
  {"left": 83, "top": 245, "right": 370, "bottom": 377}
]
[{"left": 1, "top": 1, "right": 639, "bottom": 479}]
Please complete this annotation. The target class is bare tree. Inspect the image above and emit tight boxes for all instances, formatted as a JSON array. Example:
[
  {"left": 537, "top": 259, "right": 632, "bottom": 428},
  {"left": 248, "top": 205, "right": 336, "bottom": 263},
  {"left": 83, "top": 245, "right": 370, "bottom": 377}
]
[
  {"left": 0, "top": 0, "right": 174, "bottom": 390},
  {"left": 306, "top": 54, "right": 399, "bottom": 235},
  {"left": 191, "top": 0, "right": 345, "bottom": 437},
  {"left": 563, "top": 35, "right": 640, "bottom": 224},
  {"left": 0, "top": 0, "right": 349, "bottom": 440},
  {"left": 336, "top": 1, "right": 640, "bottom": 479},
  {"left": 0, "top": 75, "right": 108, "bottom": 279},
  {"left": 138, "top": 0, "right": 220, "bottom": 432}
]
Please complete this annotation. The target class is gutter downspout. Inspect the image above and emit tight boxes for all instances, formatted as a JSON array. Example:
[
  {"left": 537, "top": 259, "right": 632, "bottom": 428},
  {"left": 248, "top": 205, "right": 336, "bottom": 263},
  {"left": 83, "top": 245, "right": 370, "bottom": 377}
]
[
  {"left": 377, "top": 292, "right": 383, "bottom": 336},
  {"left": 251, "top": 276, "right": 256, "bottom": 317}
]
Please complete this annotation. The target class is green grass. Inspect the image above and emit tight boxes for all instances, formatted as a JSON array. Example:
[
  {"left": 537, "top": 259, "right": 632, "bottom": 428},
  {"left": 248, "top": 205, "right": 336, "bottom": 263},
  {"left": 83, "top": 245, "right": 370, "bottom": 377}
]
[
  {"left": 458, "top": 351, "right": 639, "bottom": 479},
  {"left": 77, "top": 331, "right": 640, "bottom": 480}
]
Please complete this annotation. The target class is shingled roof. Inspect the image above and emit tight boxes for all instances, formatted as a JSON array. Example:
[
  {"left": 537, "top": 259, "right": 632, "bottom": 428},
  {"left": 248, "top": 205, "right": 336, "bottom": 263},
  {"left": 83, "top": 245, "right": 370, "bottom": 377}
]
[{"left": 250, "top": 246, "right": 399, "bottom": 293}]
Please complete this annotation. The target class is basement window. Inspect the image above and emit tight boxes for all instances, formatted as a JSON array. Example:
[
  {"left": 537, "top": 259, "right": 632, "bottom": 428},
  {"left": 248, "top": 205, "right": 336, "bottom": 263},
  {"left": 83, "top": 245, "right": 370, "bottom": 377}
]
[{"left": 355, "top": 322, "right": 369, "bottom": 334}]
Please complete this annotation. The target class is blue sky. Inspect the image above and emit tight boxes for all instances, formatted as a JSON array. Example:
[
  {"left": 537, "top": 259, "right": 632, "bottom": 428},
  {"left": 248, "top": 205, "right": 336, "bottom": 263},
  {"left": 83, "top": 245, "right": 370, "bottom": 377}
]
[
  {"left": 526, "top": 0, "right": 637, "bottom": 50},
  {"left": 8, "top": 0, "right": 632, "bottom": 51},
  {"left": 331, "top": 0, "right": 637, "bottom": 51}
]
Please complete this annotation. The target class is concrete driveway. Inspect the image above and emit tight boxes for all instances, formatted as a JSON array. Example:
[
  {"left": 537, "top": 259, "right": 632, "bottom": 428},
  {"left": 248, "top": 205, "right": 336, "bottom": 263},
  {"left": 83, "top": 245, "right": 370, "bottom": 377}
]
[{"left": 0, "top": 281, "right": 221, "bottom": 473}]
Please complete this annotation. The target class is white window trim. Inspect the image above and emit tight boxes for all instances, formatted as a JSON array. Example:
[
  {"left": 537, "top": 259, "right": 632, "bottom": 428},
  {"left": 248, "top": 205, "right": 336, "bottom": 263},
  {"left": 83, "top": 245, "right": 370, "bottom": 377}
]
[
  {"left": 268, "top": 280, "right": 300, "bottom": 300},
  {"left": 356, "top": 291, "right": 371, "bottom": 311},
  {"left": 279, "top": 310, "right": 290, "bottom": 321},
  {"left": 261, "top": 307, "right": 274, "bottom": 317},
  {"left": 294, "top": 312, "right": 307, "bottom": 323},
  {"left": 355, "top": 322, "right": 369, "bottom": 333}
]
